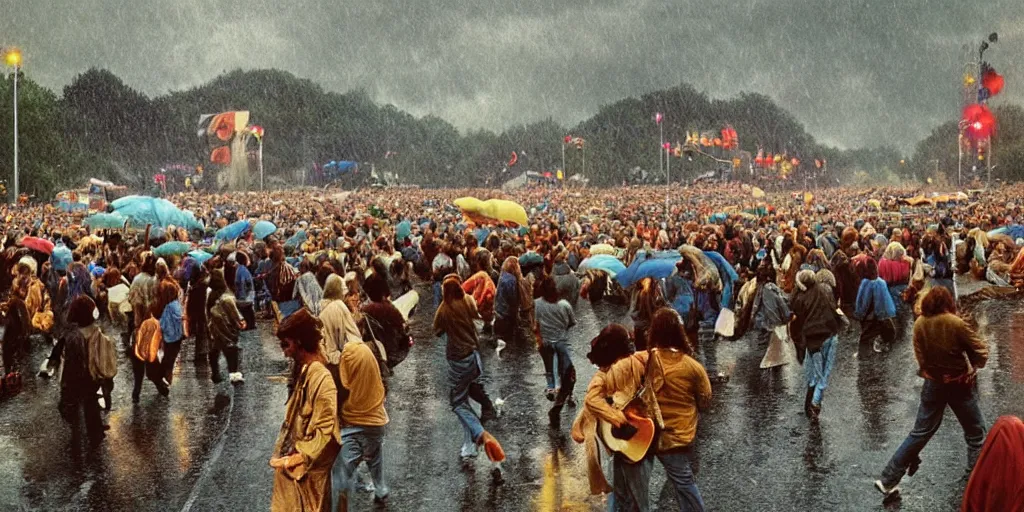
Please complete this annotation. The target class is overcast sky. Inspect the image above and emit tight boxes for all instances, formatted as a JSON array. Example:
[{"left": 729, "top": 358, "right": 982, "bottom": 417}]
[{"left": 4, "top": 0, "right": 1022, "bottom": 151}]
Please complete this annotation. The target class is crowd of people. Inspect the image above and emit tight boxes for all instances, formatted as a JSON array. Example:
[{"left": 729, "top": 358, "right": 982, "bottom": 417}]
[{"left": 2, "top": 180, "right": 1024, "bottom": 510}]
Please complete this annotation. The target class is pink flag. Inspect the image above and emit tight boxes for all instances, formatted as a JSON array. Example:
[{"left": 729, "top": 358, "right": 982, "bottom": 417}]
[
  {"left": 662, "top": 142, "right": 671, "bottom": 150},
  {"left": 655, "top": 112, "right": 663, "bottom": 124}
]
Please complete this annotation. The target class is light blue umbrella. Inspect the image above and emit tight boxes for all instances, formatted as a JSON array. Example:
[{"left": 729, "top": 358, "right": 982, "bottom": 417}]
[
  {"left": 615, "top": 251, "right": 681, "bottom": 289},
  {"left": 111, "top": 195, "right": 203, "bottom": 231},
  {"left": 578, "top": 254, "right": 626, "bottom": 277},
  {"left": 395, "top": 220, "right": 412, "bottom": 242},
  {"left": 83, "top": 212, "right": 130, "bottom": 230},
  {"left": 152, "top": 241, "right": 192, "bottom": 257},
  {"left": 188, "top": 250, "right": 213, "bottom": 264},
  {"left": 216, "top": 219, "right": 251, "bottom": 241},
  {"left": 254, "top": 220, "right": 278, "bottom": 240},
  {"left": 284, "top": 230, "right": 307, "bottom": 249}
]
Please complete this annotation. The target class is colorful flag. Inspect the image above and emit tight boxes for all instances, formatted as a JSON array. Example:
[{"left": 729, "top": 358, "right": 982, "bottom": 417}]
[
  {"left": 655, "top": 112, "right": 663, "bottom": 124},
  {"left": 508, "top": 151, "right": 518, "bottom": 167}
]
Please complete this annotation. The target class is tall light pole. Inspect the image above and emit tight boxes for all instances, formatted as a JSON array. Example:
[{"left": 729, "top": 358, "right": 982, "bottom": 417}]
[{"left": 4, "top": 48, "right": 21, "bottom": 204}]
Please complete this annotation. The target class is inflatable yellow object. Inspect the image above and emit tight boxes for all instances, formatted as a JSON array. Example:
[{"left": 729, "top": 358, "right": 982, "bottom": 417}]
[{"left": 455, "top": 197, "right": 529, "bottom": 226}]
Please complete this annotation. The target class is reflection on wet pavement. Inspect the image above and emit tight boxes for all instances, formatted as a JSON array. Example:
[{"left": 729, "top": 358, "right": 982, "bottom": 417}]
[{"left": 2, "top": 284, "right": 1023, "bottom": 511}]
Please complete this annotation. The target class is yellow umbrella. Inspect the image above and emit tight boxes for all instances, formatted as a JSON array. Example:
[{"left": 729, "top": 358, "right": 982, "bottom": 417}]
[{"left": 479, "top": 199, "right": 529, "bottom": 226}]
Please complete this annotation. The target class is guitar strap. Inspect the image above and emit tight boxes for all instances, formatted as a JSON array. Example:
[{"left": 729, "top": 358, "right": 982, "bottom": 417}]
[{"left": 632, "top": 348, "right": 664, "bottom": 430}]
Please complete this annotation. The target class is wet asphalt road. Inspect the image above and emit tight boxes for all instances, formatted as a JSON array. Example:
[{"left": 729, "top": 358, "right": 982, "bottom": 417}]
[{"left": 2, "top": 281, "right": 1024, "bottom": 512}]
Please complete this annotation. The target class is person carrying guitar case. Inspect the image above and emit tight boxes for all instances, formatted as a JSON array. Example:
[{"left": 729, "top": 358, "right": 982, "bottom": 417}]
[{"left": 586, "top": 307, "right": 712, "bottom": 511}]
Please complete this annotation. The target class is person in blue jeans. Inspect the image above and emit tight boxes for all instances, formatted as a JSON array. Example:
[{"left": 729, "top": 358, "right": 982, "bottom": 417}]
[
  {"left": 875, "top": 287, "right": 989, "bottom": 498},
  {"left": 533, "top": 275, "right": 578, "bottom": 427},
  {"left": 432, "top": 275, "right": 505, "bottom": 478},
  {"left": 790, "top": 270, "right": 843, "bottom": 420}
]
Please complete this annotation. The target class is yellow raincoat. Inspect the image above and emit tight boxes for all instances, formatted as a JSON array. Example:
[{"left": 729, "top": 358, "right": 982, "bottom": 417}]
[{"left": 271, "top": 361, "right": 341, "bottom": 512}]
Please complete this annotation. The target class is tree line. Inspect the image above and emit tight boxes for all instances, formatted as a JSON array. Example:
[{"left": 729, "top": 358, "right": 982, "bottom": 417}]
[{"left": 0, "top": 67, "right": 1020, "bottom": 198}]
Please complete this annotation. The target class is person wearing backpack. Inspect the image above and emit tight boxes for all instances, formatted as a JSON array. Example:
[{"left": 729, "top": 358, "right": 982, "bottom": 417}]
[
  {"left": 57, "top": 296, "right": 110, "bottom": 446},
  {"left": 207, "top": 270, "right": 246, "bottom": 384},
  {"left": 360, "top": 272, "right": 411, "bottom": 378}
]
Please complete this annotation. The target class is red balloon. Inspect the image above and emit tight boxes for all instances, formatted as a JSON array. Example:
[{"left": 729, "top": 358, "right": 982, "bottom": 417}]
[
  {"left": 982, "top": 69, "right": 1005, "bottom": 97},
  {"left": 963, "top": 104, "right": 996, "bottom": 140}
]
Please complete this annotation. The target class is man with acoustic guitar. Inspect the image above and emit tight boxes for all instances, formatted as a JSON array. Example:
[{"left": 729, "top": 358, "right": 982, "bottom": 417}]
[{"left": 585, "top": 307, "right": 712, "bottom": 511}]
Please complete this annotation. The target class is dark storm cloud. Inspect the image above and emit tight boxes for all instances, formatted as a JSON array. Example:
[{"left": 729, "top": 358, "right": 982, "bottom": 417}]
[{"left": 4, "top": 0, "right": 1023, "bottom": 150}]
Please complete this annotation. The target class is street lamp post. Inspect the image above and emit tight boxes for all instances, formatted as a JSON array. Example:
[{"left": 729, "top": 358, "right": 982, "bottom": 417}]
[{"left": 4, "top": 48, "right": 21, "bottom": 204}]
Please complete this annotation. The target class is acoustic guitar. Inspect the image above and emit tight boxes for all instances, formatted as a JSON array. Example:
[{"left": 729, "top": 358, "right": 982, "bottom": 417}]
[{"left": 597, "top": 407, "right": 655, "bottom": 463}]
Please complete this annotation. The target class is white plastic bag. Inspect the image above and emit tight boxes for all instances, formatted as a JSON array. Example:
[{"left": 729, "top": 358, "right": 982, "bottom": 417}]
[{"left": 715, "top": 308, "right": 736, "bottom": 337}]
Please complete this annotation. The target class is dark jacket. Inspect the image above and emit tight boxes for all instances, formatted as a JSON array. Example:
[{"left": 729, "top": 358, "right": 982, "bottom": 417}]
[
  {"left": 790, "top": 280, "right": 841, "bottom": 362},
  {"left": 552, "top": 262, "right": 580, "bottom": 307}
]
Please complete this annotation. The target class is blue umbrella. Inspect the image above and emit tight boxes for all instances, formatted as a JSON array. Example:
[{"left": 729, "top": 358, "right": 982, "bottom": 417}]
[
  {"left": 615, "top": 251, "right": 681, "bottom": 289},
  {"left": 284, "top": 230, "right": 307, "bottom": 249},
  {"left": 254, "top": 220, "right": 278, "bottom": 240},
  {"left": 989, "top": 225, "right": 1024, "bottom": 240},
  {"left": 83, "top": 212, "right": 130, "bottom": 230},
  {"left": 395, "top": 220, "right": 412, "bottom": 242},
  {"left": 216, "top": 219, "right": 251, "bottom": 241},
  {"left": 111, "top": 195, "right": 203, "bottom": 231},
  {"left": 188, "top": 250, "right": 213, "bottom": 264},
  {"left": 519, "top": 251, "right": 543, "bottom": 267},
  {"left": 152, "top": 241, "right": 192, "bottom": 257},
  {"left": 578, "top": 254, "right": 626, "bottom": 277}
]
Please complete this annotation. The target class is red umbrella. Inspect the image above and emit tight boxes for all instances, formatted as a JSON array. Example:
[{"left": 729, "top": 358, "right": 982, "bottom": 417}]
[{"left": 20, "top": 236, "right": 55, "bottom": 255}]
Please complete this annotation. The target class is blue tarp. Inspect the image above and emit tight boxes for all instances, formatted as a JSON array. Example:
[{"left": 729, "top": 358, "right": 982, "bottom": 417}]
[
  {"left": 323, "top": 160, "right": 358, "bottom": 177},
  {"left": 216, "top": 219, "right": 251, "bottom": 241},
  {"left": 109, "top": 195, "right": 203, "bottom": 231},
  {"left": 615, "top": 251, "right": 681, "bottom": 289},
  {"left": 578, "top": 254, "right": 627, "bottom": 277},
  {"left": 989, "top": 225, "right": 1024, "bottom": 240},
  {"left": 152, "top": 241, "right": 192, "bottom": 257},
  {"left": 83, "top": 212, "right": 130, "bottom": 230},
  {"left": 254, "top": 220, "right": 278, "bottom": 240}
]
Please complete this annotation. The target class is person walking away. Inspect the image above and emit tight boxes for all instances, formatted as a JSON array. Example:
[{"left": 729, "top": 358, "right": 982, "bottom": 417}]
[
  {"left": 875, "top": 286, "right": 988, "bottom": 499},
  {"left": 585, "top": 307, "right": 712, "bottom": 511},
  {"left": 271, "top": 309, "right": 341, "bottom": 512},
  {"left": 186, "top": 263, "right": 210, "bottom": 366},
  {"left": 855, "top": 258, "right": 897, "bottom": 353},
  {"left": 319, "top": 274, "right": 364, "bottom": 386},
  {"left": 790, "top": 270, "right": 843, "bottom": 420},
  {"left": 570, "top": 325, "right": 634, "bottom": 498},
  {"left": 461, "top": 269, "right": 496, "bottom": 335},
  {"left": 494, "top": 257, "right": 523, "bottom": 347},
  {"left": 331, "top": 322, "right": 391, "bottom": 508},
  {"left": 960, "top": 415, "right": 1024, "bottom": 512},
  {"left": 630, "top": 277, "right": 666, "bottom": 350},
  {"left": 879, "top": 242, "right": 912, "bottom": 310},
  {"left": 361, "top": 272, "right": 411, "bottom": 383},
  {"left": 552, "top": 252, "right": 581, "bottom": 307},
  {"left": 234, "top": 252, "right": 256, "bottom": 330},
  {"left": 534, "top": 275, "right": 578, "bottom": 426},
  {"left": 207, "top": 269, "right": 246, "bottom": 384},
  {"left": 57, "top": 296, "right": 110, "bottom": 446},
  {"left": 432, "top": 274, "right": 504, "bottom": 477},
  {"left": 156, "top": 283, "right": 184, "bottom": 388}
]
